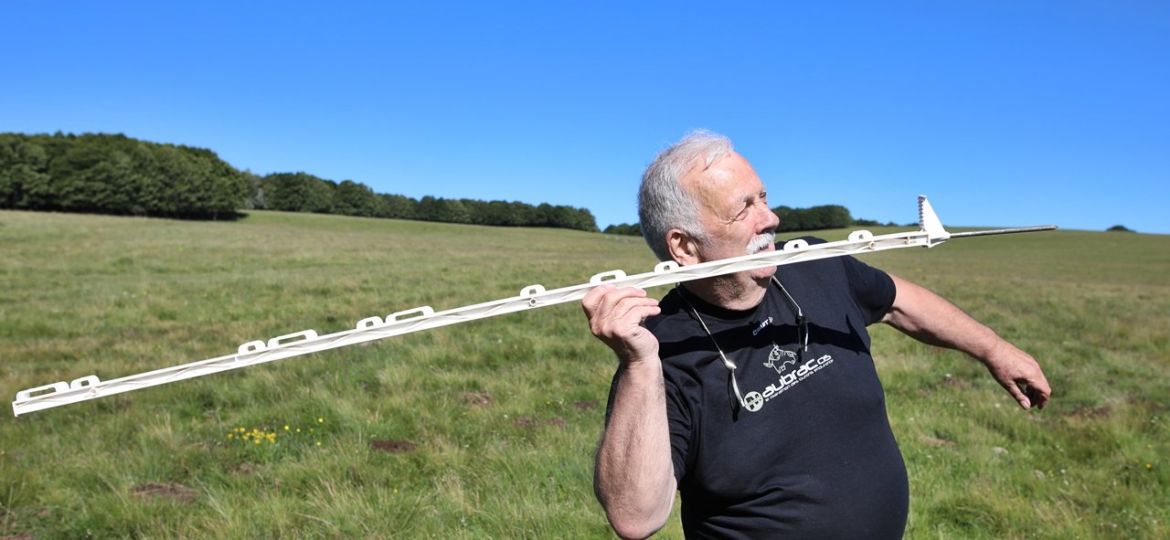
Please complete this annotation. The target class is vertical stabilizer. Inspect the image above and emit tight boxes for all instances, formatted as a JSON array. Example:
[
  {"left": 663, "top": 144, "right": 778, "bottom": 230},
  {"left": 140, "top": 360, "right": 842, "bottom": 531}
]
[{"left": 918, "top": 195, "right": 950, "bottom": 245}]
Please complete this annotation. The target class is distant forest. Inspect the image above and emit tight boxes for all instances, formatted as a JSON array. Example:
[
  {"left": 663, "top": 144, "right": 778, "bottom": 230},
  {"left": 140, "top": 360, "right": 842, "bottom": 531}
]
[
  {"left": 0, "top": 133, "right": 598, "bottom": 231},
  {"left": 1, "top": 132, "right": 891, "bottom": 236},
  {"left": 603, "top": 205, "right": 900, "bottom": 235}
]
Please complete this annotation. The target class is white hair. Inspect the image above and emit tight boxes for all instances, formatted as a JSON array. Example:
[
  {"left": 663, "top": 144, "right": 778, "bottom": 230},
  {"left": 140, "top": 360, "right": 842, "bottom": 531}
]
[{"left": 638, "top": 130, "right": 733, "bottom": 261}]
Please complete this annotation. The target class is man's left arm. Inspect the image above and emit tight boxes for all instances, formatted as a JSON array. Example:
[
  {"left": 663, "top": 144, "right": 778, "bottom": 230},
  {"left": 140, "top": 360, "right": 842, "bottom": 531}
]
[{"left": 881, "top": 274, "right": 1052, "bottom": 410}]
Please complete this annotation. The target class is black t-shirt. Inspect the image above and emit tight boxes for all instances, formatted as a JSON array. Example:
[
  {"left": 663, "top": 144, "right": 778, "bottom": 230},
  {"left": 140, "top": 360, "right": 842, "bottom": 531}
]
[{"left": 609, "top": 247, "right": 908, "bottom": 538}]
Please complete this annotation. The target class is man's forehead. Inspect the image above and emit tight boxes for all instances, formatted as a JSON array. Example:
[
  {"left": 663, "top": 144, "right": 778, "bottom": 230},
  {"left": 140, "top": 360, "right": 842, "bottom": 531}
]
[{"left": 685, "top": 151, "right": 762, "bottom": 195}]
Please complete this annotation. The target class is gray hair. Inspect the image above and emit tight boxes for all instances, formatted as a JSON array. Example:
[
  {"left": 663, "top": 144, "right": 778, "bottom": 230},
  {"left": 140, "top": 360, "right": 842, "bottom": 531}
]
[{"left": 638, "top": 130, "right": 733, "bottom": 261}]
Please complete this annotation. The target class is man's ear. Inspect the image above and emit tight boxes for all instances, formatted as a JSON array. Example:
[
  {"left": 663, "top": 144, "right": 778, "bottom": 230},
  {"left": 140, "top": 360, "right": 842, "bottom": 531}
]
[{"left": 666, "top": 229, "right": 701, "bottom": 266}]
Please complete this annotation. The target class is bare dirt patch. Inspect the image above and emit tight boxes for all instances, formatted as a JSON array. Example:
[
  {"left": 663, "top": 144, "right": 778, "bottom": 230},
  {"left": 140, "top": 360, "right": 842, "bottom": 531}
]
[
  {"left": 1066, "top": 403, "right": 1113, "bottom": 419},
  {"left": 573, "top": 400, "right": 598, "bottom": 411},
  {"left": 940, "top": 374, "right": 973, "bottom": 390},
  {"left": 515, "top": 416, "right": 566, "bottom": 429},
  {"left": 132, "top": 482, "right": 198, "bottom": 504},
  {"left": 371, "top": 439, "right": 417, "bottom": 453},
  {"left": 920, "top": 435, "right": 958, "bottom": 447},
  {"left": 461, "top": 391, "right": 494, "bottom": 408}
]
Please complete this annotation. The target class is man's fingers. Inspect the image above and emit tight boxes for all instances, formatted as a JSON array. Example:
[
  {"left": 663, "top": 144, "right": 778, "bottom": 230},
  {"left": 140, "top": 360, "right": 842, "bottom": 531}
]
[
  {"left": 581, "top": 284, "right": 616, "bottom": 316},
  {"left": 584, "top": 286, "right": 649, "bottom": 322},
  {"left": 610, "top": 297, "right": 660, "bottom": 323},
  {"left": 1003, "top": 375, "right": 1051, "bottom": 410},
  {"left": 581, "top": 286, "right": 662, "bottom": 363},
  {"left": 985, "top": 342, "right": 1052, "bottom": 411},
  {"left": 1024, "top": 377, "right": 1052, "bottom": 410},
  {"left": 1007, "top": 382, "right": 1033, "bottom": 410},
  {"left": 582, "top": 285, "right": 661, "bottom": 347},
  {"left": 596, "top": 299, "right": 660, "bottom": 340},
  {"left": 629, "top": 304, "right": 662, "bottom": 328},
  {"left": 599, "top": 287, "right": 648, "bottom": 319}
]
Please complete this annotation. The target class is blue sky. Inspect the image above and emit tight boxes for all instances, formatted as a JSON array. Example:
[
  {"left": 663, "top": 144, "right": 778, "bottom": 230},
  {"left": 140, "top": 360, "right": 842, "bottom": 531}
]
[{"left": 4, "top": 1, "right": 1168, "bottom": 233}]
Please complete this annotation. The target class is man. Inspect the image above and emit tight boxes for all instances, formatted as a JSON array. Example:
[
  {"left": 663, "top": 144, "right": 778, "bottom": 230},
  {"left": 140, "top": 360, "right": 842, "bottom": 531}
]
[{"left": 582, "top": 131, "right": 1051, "bottom": 539}]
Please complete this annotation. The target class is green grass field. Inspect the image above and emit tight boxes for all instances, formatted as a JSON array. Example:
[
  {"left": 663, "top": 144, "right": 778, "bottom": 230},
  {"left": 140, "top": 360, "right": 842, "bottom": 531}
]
[{"left": 1, "top": 209, "right": 1167, "bottom": 539}]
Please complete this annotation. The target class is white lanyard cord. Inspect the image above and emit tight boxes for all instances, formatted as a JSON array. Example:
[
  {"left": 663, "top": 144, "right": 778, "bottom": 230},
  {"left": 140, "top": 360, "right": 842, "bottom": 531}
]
[
  {"left": 676, "top": 275, "right": 808, "bottom": 411},
  {"left": 677, "top": 289, "right": 750, "bottom": 411}
]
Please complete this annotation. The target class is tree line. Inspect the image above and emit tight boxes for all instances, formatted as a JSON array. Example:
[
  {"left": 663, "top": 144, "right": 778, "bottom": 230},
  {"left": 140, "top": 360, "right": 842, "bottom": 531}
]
[
  {"left": 602, "top": 204, "right": 901, "bottom": 236},
  {"left": 251, "top": 172, "right": 597, "bottom": 231},
  {"left": 0, "top": 132, "right": 599, "bottom": 231},
  {"left": 1, "top": 132, "right": 247, "bottom": 219}
]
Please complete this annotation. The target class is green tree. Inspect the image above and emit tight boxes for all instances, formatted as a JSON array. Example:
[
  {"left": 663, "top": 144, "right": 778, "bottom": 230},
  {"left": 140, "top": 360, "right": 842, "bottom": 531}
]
[
  {"left": 241, "top": 170, "right": 266, "bottom": 210},
  {"left": 0, "top": 135, "right": 50, "bottom": 208},
  {"left": 376, "top": 193, "right": 417, "bottom": 219},
  {"left": 604, "top": 222, "right": 641, "bottom": 236},
  {"left": 333, "top": 180, "right": 378, "bottom": 217},
  {"left": 417, "top": 196, "right": 470, "bottom": 224},
  {"left": 264, "top": 172, "right": 335, "bottom": 213},
  {"left": 773, "top": 204, "right": 853, "bottom": 232}
]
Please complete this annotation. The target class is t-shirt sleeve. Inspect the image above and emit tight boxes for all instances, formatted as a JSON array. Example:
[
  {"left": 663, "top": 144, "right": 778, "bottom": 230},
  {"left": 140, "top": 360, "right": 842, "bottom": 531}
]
[
  {"left": 664, "top": 374, "right": 693, "bottom": 484},
  {"left": 840, "top": 255, "right": 896, "bottom": 325}
]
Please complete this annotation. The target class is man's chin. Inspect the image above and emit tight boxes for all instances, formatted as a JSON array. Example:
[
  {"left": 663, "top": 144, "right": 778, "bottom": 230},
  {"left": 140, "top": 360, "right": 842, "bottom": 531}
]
[{"left": 750, "top": 266, "right": 778, "bottom": 282}]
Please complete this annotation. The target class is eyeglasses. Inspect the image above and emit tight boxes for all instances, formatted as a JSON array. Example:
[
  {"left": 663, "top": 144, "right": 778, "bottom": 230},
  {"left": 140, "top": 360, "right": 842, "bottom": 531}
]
[
  {"left": 678, "top": 275, "right": 808, "bottom": 412},
  {"left": 772, "top": 276, "right": 808, "bottom": 354}
]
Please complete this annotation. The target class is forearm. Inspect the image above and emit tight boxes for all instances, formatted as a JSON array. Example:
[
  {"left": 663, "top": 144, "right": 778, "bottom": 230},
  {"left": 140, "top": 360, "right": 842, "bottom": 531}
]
[
  {"left": 881, "top": 275, "right": 1003, "bottom": 361},
  {"left": 594, "top": 359, "right": 676, "bottom": 539},
  {"left": 882, "top": 274, "right": 1052, "bottom": 409}
]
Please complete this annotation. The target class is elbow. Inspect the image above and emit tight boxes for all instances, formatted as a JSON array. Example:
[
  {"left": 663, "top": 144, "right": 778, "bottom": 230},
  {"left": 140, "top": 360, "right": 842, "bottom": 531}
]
[
  {"left": 606, "top": 510, "right": 669, "bottom": 540},
  {"left": 595, "top": 485, "right": 673, "bottom": 540}
]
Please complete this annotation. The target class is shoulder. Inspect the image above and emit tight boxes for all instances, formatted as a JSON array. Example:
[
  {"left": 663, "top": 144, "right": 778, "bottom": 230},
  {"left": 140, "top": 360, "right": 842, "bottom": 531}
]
[
  {"left": 776, "top": 236, "right": 848, "bottom": 280},
  {"left": 641, "top": 290, "right": 716, "bottom": 374},
  {"left": 783, "top": 235, "right": 828, "bottom": 246},
  {"left": 644, "top": 289, "right": 700, "bottom": 343},
  {"left": 784, "top": 236, "right": 896, "bottom": 321},
  {"left": 774, "top": 235, "right": 894, "bottom": 318},
  {"left": 778, "top": 235, "right": 888, "bottom": 280}
]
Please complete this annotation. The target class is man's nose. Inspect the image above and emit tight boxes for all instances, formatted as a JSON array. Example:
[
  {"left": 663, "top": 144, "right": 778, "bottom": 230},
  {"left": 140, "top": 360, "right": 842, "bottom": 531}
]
[{"left": 758, "top": 203, "right": 780, "bottom": 231}]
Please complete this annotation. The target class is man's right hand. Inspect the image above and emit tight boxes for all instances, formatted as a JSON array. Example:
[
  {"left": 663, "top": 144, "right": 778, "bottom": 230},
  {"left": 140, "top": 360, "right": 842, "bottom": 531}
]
[{"left": 582, "top": 285, "right": 662, "bottom": 364}]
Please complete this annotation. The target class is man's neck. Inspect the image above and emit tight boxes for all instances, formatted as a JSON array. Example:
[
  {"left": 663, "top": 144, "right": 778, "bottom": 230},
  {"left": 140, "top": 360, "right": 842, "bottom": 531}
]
[{"left": 681, "top": 274, "right": 769, "bottom": 311}]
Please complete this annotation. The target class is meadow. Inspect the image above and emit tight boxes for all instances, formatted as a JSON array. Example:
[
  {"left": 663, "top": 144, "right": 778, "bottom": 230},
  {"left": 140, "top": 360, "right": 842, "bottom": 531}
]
[{"left": 1, "top": 209, "right": 1167, "bottom": 539}]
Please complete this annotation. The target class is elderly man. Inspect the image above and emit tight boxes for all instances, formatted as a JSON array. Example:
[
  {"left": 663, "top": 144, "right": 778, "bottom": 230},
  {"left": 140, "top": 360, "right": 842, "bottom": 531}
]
[{"left": 582, "top": 131, "right": 1051, "bottom": 539}]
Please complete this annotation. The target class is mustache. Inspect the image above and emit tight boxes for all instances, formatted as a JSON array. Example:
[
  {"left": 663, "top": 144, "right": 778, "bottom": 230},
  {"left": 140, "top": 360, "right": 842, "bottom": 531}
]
[{"left": 746, "top": 231, "right": 776, "bottom": 255}]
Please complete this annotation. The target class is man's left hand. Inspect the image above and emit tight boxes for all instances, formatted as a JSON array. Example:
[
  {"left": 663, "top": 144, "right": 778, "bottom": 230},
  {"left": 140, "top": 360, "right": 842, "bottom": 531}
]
[{"left": 983, "top": 339, "right": 1051, "bottom": 410}]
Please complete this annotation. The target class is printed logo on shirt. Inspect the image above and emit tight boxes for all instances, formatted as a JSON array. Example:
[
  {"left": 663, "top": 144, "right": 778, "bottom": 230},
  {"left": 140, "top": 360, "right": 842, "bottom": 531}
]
[
  {"left": 764, "top": 344, "right": 797, "bottom": 374},
  {"left": 742, "top": 391, "right": 764, "bottom": 412},
  {"left": 752, "top": 317, "right": 773, "bottom": 336},
  {"left": 744, "top": 350, "right": 835, "bottom": 413}
]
